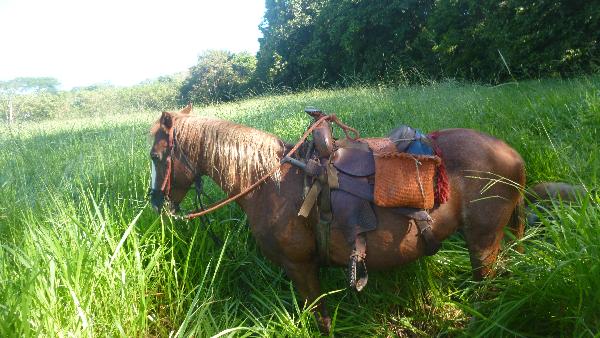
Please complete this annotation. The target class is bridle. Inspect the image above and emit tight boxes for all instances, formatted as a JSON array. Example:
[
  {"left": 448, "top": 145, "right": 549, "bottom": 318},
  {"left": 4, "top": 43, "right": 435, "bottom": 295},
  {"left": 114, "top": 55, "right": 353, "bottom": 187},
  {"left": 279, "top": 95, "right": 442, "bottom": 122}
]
[
  {"left": 151, "top": 126, "right": 203, "bottom": 210},
  {"left": 150, "top": 125, "right": 223, "bottom": 247},
  {"left": 159, "top": 126, "right": 176, "bottom": 198}
]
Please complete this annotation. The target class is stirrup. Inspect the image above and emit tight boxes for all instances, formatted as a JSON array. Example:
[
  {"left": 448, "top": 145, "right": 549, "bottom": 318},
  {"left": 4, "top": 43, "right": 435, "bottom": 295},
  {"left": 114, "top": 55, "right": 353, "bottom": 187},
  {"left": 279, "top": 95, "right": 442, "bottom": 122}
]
[
  {"left": 349, "top": 253, "right": 368, "bottom": 292},
  {"left": 348, "top": 234, "right": 368, "bottom": 291}
]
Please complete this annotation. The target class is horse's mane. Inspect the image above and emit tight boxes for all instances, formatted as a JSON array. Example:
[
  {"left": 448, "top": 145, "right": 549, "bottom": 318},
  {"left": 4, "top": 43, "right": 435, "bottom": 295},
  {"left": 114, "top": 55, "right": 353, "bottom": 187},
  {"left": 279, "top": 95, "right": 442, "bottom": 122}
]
[{"left": 170, "top": 115, "right": 283, "bottom": 191}]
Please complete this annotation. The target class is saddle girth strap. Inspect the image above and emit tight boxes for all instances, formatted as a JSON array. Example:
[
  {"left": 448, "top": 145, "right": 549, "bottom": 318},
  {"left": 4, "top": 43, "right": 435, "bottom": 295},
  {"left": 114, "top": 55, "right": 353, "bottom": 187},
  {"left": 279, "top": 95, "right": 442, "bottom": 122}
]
[{"left": 406, "top": 210, "right": 440, "bottom": 256}]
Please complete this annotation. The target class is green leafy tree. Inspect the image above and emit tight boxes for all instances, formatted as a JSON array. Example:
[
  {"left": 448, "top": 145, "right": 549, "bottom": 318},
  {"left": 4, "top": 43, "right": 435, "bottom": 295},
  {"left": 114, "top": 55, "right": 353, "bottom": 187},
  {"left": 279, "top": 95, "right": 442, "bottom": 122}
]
[
  {"left": 255, "top": 0, "right": 600, "bottom": 87},
  {"left": 0, "top": 77, "right": 59, "bottom": 94},
  {"left": 309, "top": 0, "right": 435, "bottom": 84},
  {"left": 427, "top": 0, "right": 600, "bottom": 81},
  {"left": 254, "top": 0, "right": 326, "bottom": 88},
  {"left": 255, "top": 0, "right": 436, "bottom": 87},
  {"left": 180, "top": 50, "right": 257, "bottom": 104}
]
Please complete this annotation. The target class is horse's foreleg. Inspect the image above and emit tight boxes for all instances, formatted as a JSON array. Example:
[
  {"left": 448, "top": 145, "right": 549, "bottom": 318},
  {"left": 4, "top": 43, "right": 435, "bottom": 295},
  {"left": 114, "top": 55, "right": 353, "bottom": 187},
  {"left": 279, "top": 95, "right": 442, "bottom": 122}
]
[{"left": 283, "top": 260, "right": 331, "bottom": 334}]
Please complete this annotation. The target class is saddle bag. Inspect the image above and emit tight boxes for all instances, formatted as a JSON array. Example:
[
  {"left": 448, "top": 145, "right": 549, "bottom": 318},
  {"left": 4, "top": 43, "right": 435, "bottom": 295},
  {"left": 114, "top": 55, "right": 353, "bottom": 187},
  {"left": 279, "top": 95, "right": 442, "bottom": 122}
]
[{"left": 373, "top": 152, "right": 441, "bottom": 209}]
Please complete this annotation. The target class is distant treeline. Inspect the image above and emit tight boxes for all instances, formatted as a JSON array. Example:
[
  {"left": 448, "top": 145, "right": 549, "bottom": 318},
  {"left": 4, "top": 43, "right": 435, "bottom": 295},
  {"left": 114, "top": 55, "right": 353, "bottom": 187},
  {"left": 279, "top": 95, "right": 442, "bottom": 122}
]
[
  {"left": 1, "top": 77, "right": 182, "bottom": 122},
  {"left": 255, "top": 0, "right": 599, "bottom": 87},
  {"left": 2, "top": 0, "right": 598, "bottom": 121},
  {"left": 182, "top": 0, "right": 599, "bottom": 104}
]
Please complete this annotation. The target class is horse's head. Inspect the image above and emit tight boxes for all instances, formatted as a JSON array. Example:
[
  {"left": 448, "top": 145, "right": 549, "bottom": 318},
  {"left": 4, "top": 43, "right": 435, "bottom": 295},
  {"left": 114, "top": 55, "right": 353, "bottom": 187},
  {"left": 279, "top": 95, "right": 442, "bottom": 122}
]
[{"left": 149, "top": 104, "right": 195, "bottom": 213}]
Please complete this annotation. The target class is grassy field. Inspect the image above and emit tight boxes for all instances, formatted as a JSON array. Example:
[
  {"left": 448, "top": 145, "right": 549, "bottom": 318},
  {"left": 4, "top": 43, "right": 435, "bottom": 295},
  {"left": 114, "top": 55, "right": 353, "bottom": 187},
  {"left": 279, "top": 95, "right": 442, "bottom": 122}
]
[{"left": 1, "top": 75, "right": 599, "bottom": 337}]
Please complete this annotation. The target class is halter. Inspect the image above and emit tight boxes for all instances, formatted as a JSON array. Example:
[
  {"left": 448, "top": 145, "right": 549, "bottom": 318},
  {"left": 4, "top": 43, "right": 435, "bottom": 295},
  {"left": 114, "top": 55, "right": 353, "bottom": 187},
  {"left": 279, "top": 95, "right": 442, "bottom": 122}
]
[
  {"left": 154, "top": 126, "right": 201, "bottom": 203},
  {"left": 159, "top": 126, "right": 175, "bottom": 197},
  {"left": 152, "top": 125, "right": 223, "bottom": 247}
]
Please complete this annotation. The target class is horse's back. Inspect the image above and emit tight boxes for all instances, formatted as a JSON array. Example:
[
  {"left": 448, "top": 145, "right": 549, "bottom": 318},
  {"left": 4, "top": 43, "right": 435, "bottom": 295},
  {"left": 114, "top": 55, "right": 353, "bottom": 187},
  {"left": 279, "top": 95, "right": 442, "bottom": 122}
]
[
  {"left": 433, "top": 128, "right": 525, "bottom": 208},
  {"left": 433, "top": 128, "right": 524, "bottom": 179}
]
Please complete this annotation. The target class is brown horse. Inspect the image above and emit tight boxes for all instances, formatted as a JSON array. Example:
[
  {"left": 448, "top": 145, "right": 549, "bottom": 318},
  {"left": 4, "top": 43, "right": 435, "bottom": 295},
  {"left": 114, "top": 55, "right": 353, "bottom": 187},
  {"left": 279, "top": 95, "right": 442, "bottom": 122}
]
[{"left": 149, "top": 106, "right": 526, "bottom": 333}]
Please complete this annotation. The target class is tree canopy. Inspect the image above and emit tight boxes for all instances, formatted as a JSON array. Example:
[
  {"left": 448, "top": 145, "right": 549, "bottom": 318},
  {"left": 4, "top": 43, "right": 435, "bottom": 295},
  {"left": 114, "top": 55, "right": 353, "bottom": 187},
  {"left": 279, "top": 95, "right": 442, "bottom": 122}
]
[
  {"left": 180, "top": 50, "right": 257, "bottom": 105},
  {"left": 254, "top": 0, "right": 599, "bottom": 87}
]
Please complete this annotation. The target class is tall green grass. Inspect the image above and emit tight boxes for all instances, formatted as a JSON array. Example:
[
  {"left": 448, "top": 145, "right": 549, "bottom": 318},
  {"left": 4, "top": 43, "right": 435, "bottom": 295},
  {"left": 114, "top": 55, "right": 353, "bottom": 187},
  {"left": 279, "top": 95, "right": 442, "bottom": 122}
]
[{"left": 0, "top": 75, "right": 598, "bottom": 336}]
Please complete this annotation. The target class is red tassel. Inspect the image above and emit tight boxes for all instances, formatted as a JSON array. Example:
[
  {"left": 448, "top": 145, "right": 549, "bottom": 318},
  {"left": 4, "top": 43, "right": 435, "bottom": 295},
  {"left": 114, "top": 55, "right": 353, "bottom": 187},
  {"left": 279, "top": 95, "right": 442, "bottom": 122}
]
[{"left": 428, "top": 132, "right": 450, "bottom": 204}]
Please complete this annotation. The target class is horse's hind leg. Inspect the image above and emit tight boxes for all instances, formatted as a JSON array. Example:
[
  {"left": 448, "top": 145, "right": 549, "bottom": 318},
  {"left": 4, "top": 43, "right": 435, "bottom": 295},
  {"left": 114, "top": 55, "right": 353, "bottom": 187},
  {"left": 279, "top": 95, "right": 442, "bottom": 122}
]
[
  {"left": 463, "top": 202, "right": 516, "bottom": 280},
  {"left": 507, "top": 196, "right": 525, "bottom": 253},
  {"left": 465, "top": 230, "right": 504, "bottom": 280}
]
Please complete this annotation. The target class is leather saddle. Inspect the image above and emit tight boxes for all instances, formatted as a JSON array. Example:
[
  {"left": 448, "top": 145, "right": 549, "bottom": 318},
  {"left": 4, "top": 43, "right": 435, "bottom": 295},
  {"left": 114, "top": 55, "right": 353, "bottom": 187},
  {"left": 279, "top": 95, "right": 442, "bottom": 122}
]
[{"left": 288, "top": 108, "right": 442, "bottom": 291}]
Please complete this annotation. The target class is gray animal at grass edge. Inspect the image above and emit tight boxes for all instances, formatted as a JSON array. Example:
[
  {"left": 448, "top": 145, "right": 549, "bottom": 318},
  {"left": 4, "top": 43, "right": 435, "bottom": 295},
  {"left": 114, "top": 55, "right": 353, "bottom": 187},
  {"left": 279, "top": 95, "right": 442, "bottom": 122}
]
[{"left": 526, "top": 182, "right": 587, "bottom": 225}]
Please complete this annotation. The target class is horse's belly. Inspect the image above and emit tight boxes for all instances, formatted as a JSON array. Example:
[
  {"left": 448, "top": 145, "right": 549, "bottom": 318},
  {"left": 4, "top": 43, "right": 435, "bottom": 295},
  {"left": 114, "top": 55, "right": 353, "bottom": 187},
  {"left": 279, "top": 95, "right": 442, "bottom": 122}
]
[{"left": 328, "top": 211, "right": 424, "bottom": 270}]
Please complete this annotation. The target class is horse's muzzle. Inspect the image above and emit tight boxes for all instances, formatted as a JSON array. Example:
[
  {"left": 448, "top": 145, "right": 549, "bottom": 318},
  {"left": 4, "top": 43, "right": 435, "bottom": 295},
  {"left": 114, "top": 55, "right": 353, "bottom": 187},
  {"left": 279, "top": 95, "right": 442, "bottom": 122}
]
[
  {"left": 149, "top": 189, "right": 165, "bottom": 213},
  {"left": 149, "top": 189, "right": 181, "bottom": 214}
]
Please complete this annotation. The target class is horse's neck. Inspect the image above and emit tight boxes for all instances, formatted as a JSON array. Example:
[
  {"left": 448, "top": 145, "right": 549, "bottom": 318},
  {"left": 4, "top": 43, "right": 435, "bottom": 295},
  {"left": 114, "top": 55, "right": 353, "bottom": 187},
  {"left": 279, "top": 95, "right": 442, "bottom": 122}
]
[
  {"left": 203, "top": 151, "right": 284, "bottom": 197},
  {"left": 200, "top": 154, "right": 248, "bottom": 196}
]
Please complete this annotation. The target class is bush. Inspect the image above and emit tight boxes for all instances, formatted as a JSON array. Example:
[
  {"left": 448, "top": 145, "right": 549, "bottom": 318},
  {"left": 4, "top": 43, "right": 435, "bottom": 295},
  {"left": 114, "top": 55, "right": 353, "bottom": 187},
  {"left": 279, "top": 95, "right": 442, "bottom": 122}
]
[{"left": 180, "top": 50, "right": 257, "bottom": 105}]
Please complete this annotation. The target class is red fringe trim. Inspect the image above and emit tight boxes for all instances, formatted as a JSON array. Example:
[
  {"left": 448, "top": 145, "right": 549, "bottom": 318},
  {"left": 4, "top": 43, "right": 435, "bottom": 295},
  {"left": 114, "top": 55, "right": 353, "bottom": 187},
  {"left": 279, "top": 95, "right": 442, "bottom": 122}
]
[{"left": 428, "top": 131, "right": 450, "bottom": 204}]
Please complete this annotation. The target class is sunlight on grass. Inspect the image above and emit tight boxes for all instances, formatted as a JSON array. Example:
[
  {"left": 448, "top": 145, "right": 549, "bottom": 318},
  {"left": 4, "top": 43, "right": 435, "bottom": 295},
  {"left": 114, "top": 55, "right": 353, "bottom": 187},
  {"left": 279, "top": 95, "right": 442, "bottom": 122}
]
[{"left": 0, "top": 75, "right": 598, "bottom": 336}]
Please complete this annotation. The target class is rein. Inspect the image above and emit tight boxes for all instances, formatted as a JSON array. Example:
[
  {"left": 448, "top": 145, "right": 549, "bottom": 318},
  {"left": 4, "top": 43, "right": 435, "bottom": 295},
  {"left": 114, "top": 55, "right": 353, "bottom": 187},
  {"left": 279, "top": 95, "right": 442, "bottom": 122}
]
[
  {"left": 160, "top": 127, "right": 176, "bottom": 197},
  {"left": 164, "top": 114, "right": 358, "bottom": 220}
]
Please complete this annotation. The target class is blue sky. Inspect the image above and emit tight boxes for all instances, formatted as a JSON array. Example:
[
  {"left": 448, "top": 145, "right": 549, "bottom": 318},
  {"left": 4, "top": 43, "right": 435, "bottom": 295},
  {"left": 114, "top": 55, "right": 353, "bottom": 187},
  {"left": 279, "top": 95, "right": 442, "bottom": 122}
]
[{"left": 0, "top": 0, "right": 265, "bottom": 89}]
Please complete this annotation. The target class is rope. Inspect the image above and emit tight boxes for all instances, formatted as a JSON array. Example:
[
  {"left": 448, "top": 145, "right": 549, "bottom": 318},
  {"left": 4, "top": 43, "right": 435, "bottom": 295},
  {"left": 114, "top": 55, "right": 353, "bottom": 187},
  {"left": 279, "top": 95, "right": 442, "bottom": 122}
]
[
  {"left": 412, "top": 155, "right": 427, "bottom": 205},
  {"left": 182, "top": 114, "right": 332, "bottom": 220},
  {"left": 329, "top": 114, "right": 360, "bottom": 140}
]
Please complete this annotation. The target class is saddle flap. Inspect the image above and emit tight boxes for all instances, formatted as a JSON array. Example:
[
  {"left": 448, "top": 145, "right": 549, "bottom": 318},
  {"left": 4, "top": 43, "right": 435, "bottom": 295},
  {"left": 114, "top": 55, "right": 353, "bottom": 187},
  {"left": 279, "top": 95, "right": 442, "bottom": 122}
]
[
  {"left": 337, "top": 172, "right": 373, "bottom": 201},
  {"left": 331, "top": 190, "right": 377, "bottom": 243},
  {"left": 332, "top": 147, "right": 375, "bottom": 177}
]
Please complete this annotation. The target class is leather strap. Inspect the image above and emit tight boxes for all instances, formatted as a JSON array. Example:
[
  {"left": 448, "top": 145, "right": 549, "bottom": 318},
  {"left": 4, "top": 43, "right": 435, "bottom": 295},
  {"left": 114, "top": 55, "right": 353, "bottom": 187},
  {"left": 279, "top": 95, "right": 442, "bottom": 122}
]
[
  {"left": 316, "top": 181, "right": 332, "bottom": 265},
  {"left": 402, "top": 209, "right": 440, "bottom": 256},
  {"left": 298, "top": 181, "right": 321, "bottom": 217},
  {"left": 416, "top": 218, "right": 440, "bottom": 256},
  {"left": 326, "top": 161, "right": 339, "bottom": 189}
]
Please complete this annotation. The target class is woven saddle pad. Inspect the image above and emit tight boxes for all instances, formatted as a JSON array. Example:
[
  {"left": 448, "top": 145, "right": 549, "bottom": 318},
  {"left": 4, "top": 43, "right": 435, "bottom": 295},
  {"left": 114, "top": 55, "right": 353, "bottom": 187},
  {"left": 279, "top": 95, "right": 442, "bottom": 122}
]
[{"left": 362, "top": 138, "right": 441, "bottom": 209}]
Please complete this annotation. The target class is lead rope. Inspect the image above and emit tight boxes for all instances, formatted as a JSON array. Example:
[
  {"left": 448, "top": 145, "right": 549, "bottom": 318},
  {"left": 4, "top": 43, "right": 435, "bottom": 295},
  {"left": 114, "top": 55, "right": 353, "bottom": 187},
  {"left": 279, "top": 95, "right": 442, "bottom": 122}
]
[{"left": 193, "top": 177, "right": 228, "bottom": 253}]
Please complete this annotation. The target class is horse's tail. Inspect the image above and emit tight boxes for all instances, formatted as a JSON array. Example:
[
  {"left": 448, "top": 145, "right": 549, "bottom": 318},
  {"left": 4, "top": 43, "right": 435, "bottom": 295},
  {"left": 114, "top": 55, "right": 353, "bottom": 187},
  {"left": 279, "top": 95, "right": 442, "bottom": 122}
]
[
  {"left": 508, "top": 195, "right": 525, "bottom": 253},
  {"left": 527, "top": 182, "right": 586, "bottom": 204}
]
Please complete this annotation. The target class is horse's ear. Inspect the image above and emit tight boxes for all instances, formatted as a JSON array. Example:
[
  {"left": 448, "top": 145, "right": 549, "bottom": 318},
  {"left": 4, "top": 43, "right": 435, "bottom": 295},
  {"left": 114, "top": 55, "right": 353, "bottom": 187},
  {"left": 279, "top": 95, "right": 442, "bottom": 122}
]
[
  {"left": 160, "top": 111, "right": 173, "bottom": 129},
  {"left": 180, "top": 103, "right": 193, "bottom": 115}
]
